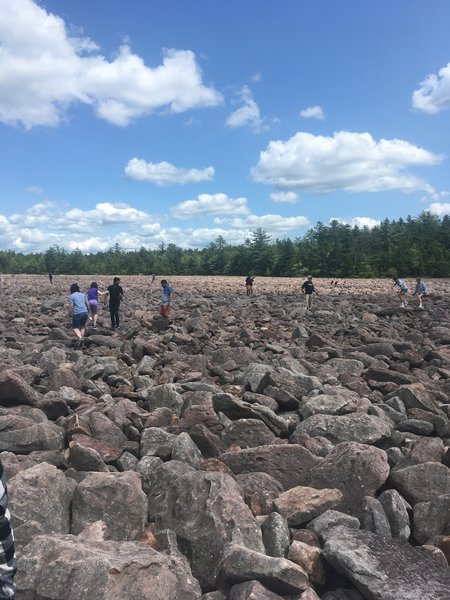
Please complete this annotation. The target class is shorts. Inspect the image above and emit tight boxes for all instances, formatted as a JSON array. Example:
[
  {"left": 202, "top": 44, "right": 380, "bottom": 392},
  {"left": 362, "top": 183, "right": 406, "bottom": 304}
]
[
  {"left": 72, "top": 312, "right": 88, "bottom": 329},
  {"left": 160, "top": 304, "right": 171, "bottom": 318},
  {"left": 88, "top": 300, "right": 98, "bottom": 314}
]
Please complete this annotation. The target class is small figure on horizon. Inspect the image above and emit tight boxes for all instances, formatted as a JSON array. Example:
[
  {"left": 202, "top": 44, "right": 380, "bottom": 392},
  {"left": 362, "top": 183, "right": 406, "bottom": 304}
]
[
  {"left": 393, "top": 276, "right": 409, "bottom": 307},
  {"left": 68, "top": 283, "right": 89, "bottom": 349},
  {"left": 87, "top": 282, "right": 107, "bottom": 329},
  {"left": 413, "top": 277, "right": 427, "bottom": 309},
  {"left": 160, "top": 279, "right": 174, "bottom": 326},
  {"left": 301, "top": 275, "right": 316, "bottom": 310},
  {"left": 48, "top": 273, "right": 53, "bottom": 284},
  {"left": 104, "top": 277, "right": 124, "bottom": 330},
  {"left": 245, "top": 275, "right": 254, "bottom": 296},
  {"left": 151, "top": 273, "right": 156, "bottom": 284}
]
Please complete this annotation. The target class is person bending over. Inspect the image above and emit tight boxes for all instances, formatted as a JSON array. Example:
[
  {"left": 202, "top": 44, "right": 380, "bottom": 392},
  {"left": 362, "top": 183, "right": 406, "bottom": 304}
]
[{"left": 393, "top": 276, "right": 408, "bottom": 307}]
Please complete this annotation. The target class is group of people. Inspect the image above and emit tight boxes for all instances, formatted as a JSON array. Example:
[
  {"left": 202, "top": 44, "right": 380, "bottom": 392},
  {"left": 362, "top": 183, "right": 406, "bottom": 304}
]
[
  {"left": 393, "top": 276, "right": 428, "bottom": 309},
  {"left": 67, "top": 277, "right": 173, "bottom": 347}
]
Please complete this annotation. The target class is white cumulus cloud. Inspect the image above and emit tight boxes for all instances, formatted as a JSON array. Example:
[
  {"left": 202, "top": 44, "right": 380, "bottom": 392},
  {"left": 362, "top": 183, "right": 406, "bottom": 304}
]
[
  {"left": 215, "top": 213, "right": 309, "bottom": 232},
  {"left": 226, "top": 86, "right": 266, "bottom": 132},
  {"left": 300, "top": 105, "right": 324, "bottom": 120},
  {"left": 331, "top": 216, "right": 381, "bottom": 229},
  {"left": 412, "top": 62, "right": 450, "bottom": 114},
  {"left": 125, "top": 158, "right": 215, "bottom": 186},
  {"left": 171, "top": 193, "right": 250, "bottom": 220},
  {"left": 270, "top": 191, "right": 299, "bottom": 204},
  {"left": 426, "top": 202, "right": 450, "bottom": 217},
  {"left": 251, "top": 130, "right": 442, "bottom": 194},
  {"left": 0, "top": 0, "right": 222, "bottom": 128}
]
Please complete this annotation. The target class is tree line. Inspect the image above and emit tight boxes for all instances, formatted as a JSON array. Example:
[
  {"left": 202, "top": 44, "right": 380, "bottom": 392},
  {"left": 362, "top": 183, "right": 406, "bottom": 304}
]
[{"left": 0, "top": 212, "right": 449, "bottom": 278}]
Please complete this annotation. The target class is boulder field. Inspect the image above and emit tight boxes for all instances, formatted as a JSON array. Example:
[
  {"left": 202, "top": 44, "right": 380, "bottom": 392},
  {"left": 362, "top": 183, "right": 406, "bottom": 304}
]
[{"left": 1, "top": 274, "right": 450, "bottom": 599}]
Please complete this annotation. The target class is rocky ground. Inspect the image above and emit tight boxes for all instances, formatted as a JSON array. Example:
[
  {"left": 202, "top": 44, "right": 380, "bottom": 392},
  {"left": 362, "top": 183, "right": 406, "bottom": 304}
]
[{"left": 1, "top": 274, "right": 450, "bottom": 600}]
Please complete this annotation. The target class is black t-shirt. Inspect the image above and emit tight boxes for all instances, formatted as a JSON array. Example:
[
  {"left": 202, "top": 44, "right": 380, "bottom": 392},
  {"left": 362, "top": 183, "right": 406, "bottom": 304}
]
[
  {"left": 302, "top": 281, "right": 315, "bottom": 294},
  {"left": 246, "top": 277, "right": 254, "bottom": 286},
  {"left": 108, "top": 284, "right": 123, "bottom": 305}
]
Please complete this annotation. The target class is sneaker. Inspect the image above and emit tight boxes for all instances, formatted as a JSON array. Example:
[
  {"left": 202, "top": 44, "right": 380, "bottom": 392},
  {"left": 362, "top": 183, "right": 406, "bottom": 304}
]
[
  {"left": 76, "top": 338, "right": 84, "bottom": 349},
  {"left": 419, "top": 305, "right": 424, "bottom": 309},
  {"left": 400, "top": 303, "right": 405, "bottom": 308},
  {"left": 92, "top": 325, "right": 97, "bottom": 329}
]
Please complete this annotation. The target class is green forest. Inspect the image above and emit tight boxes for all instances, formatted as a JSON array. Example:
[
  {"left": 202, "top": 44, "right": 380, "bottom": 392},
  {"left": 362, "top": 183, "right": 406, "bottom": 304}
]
[{"left": 1, "top": 212, "right": 449, "bottom": 278}]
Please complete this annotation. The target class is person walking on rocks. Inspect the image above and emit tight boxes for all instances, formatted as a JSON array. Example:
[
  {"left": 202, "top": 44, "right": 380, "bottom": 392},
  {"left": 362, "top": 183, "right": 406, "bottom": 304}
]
[
  {"left": 48, "top": 273, "right": 53, "bottom": 284},
  {"left": 245, "top": 275, "right": 254, "bottom": 295},
  {"left": 86, "top": 282, "right": 107, "bottom": 329},
  {"left": 68, "top": 283, "right": 89, "bottom": 348},
  {"left": 0, "top": 458, "right": 16, "bottom": 600},
  {"left": 301, "top": 275, "right": 316, "bottom": 310},
  {"left": 104, "top": 277, "right": 124, "bottom": 330},
  {"left": 160, "top": 279, "right": 174, "bottom": 326},
  {"left": 413, "top": 277, "right": 427, "bottom": 309},
  {"left": 393, "top": 276, "right": 408, "bottom": 307}
]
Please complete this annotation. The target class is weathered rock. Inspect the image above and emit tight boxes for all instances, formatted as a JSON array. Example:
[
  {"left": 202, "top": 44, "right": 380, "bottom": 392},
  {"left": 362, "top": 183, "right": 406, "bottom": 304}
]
[
  {"left": 16, "top": 534, "right": 202, "bottom": 600},
  {"left": 229, "top": 580, "right": 286, "bottom": 599},
  {"left": 274, "top": 486, "right": 343, "bottom": 526},
  {"left": 68, "top": 441, "right": 110, "bottom": 472},
  {"left": 140, "top": 427, "right": 176, "bottom": 459},
  {"left": 413, "top": 493, "right": 450, "bottom": 544},
  {"left": 218, "top": 544, "right": 309, "bottom": 595},
  {"left": 220, "top": 445, "right": 322, "bottom": 490},
  {"left": 171, "top": 431, "right": 204, "bottom": 467},
  {"left": 356, "top": 496, "right": 391, "bottom": 537},
  {"left": 287, "top": 540, "right": 325, "bottom": 585},
  {"left": 298, "top": 392, "right": 359, "bottom": 419},
  {"left": 71, "top": 471, "right": 148, "bottom": 541},
  {"left": 147, "top": 383, "right": 184, "bottom": 415},
  {"left": 294, "top": 413, "right": 391, "bottom": 445},
  {"left": 261, "top": 512, "right": 290, "bottom": 557},
  {"left": 0, "top": 414, "right": 64, "bottom": 453},
  {"left": 222, "top": 419, "right": 276, "bottom": 449},
  {"left": 71, "top": 433, "right": 123, "bottom": 463},
  {"left": 322, "top": 525, "right": 450, "bottom": 600},
  {"left": 389, "top": 462, "right": 450, "bottom": 505},
  {"left": 236, "top": 472, "right": 284, "bottom": 516},
  {"left": 377, "top": 489, "right": 411, "bottom": 540},
  {"left": 89, "top": 411, "right": 127, "bottom": 448},
  {"left": 0, "top": 369, "right": 40, "bottom": 406},
  {"left": 307, "top": 509, "right": 360, "bottom": 543}
]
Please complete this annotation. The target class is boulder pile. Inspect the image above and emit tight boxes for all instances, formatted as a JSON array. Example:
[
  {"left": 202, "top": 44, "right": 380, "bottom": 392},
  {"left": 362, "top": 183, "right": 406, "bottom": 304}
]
[{"left": 1, "top": 274, "right": 450, "bottom": 599}]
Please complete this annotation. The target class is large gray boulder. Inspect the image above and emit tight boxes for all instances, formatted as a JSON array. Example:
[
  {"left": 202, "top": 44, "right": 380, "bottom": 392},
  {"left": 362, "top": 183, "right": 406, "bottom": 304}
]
[
  {"left": 322, "top": 525, "right": 450, "bottom": 600},
  {"left": 389, "top": 462, "right": 450, "bottom": 505},
  {"left": 71, "top": 471, "right": 148, "bottom": 541},
  {"left": 413, "top": 493, "right": 450, "bottom": 544},
  {"left": 294, "top": 413, "right": 391, "bottom": 445},
  {"left": 16, "top": 534, "right": 202, "bottom": 600},
  {"left": 149, "top": 463, "right": 264, "bottom": 590},
  {"left": 0, "top": 413, "right": 64, "bottom": 454}
]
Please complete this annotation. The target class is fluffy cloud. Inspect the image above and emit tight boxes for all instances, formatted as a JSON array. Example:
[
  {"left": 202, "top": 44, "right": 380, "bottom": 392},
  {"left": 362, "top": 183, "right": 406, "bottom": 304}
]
[
  {"left": 0, "top": 0, "right": 222, "bottom": 128},
  {"left": 270, "top": 191, "right": 299, "bottom": 204},
  {"left": 331, "top": 216, "right": 381, "bottom": 229},
  {"left": 226, "top": 86, "right": 266, "bottom": 132},
  {"left": 171, "top": 193, "right": 250, "bottom": 219},
  {"left": 412, "top": 63, "right": 450, "bottom": 114},
  {"left": 214, "top": 213, "right": 309, "bottom": 232},
  {"left": 426, "top": 202, "right": 450, "bottom": 216},
  {"left": 125, "top": 158, "right": 215, "bottom": 186},
  {"left": 251, "top": 131, "right": 442, "bottom": 194},
  {"left": 300, "top": 105, "right": 324, "bottom": 120}
]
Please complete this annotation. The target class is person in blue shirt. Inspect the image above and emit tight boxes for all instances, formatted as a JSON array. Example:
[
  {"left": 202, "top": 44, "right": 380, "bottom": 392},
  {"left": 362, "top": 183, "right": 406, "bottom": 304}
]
[
  {"left": 67, "top": 283, "right": 90, "bottom": 349},
  {"left": 413, "top": 277, "right": 427, "bottom": 309},
  {"left": 393, "top": 276, "right": 409, "bottom": 307},
  {"left": 160, "top": 279, "right": 174, "bottom": 326}
]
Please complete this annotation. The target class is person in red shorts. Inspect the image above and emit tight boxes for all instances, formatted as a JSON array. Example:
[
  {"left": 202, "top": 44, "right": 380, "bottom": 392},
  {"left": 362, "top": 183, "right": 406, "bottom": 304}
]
[{"left": 160, "top": 279, "right": 174, "bottom": 326}]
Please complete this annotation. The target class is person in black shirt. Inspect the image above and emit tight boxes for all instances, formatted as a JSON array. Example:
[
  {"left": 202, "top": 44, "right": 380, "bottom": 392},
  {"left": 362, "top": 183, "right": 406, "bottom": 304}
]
[
  {"left": 245, "top": 276, "right": 254, "bottom": 296},
  {"left": 301, "top": 275, "right": 315, "bottom": 310},
  {"left": 104, "top": 277, "right": 124, "bottom": 329}
]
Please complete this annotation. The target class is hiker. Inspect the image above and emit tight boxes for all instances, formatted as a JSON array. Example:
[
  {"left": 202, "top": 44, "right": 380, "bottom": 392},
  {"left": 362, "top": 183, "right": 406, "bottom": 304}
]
[
  {"left": 48, "top": 273, "right": 53, "bottom": 284},
  {"left": 86, "top": 282, "right": 107, "bottom": 329},
  {"left": 393, "top": 276, "right": 408, "bottom": 307},
  {"left": 68, "top": 283, "right": 89, "bottom": 349},
  {"left": 413, "top": 277, "right": 427, "bottom": 309},
  {"left": 104, "top": 277, "right": 124, "bottom": 330},
  {"left": 151, "top": 273, "right": 156, "bottom": 284},
  {"left": 245, "top": 275, "right": 254, "bottom": 296},
  {"left": 301, "top": 275, "right": 316, "bottom": 309},
  {"left": 0, "top": 458, "right": 16, "bottom": 600},
  {"left": 160, "top": 279, "right": 174, "bottom": 326}
]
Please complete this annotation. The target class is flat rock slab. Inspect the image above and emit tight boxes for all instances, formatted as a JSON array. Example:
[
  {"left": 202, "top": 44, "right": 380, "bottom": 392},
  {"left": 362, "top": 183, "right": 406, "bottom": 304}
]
[{"left": 322, "top": 526, "right": 450, "bottom": 600}]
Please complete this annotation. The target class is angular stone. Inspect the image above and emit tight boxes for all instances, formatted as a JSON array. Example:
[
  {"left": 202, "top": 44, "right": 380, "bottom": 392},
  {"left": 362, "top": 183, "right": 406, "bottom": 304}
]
[
  {"left": 229, "top": 580, "right": 286, "bottom": 599},
  {"left": 171, "top": 432, "right": 204, "bottom": 468},
  {"left": 147, "top": 383, "right": 186, "bottom": 415},
  {"left": 389, "top": 462, "right": 450, "bottom": 505},
  {"left": 222, "top": 419, "right": 276, "bottom": 449},
  {"left": 16, "top": 534, "right": 202, "bottom": 600},
  {"left": 68, "top": 441, "right": 109, "bottom": 472},
  {"left": 261, "top": 512, "right": 290, "bottom": 557},
  {"left": 236, "top": 472, "right": 284, "bottom": 516},
  {"left": 294, "top": 413, "right": 391, "bottom": 445},
  {"left": 395, "top": 383, "right": 444, "bottom": 415},
  {"left": 322, "top": 525, "right": 450, "bottom": 600},
  {"left": 71, "top": 471, "right": 148, "bottom": 541},
  {"left": 213, "top": 394, "right": 289, "bottom": 437},
  {"left": 299, "top": 393, "right": 359, "bottom": 419},
  {"left": 287, "top": 540, "right": 325, "bottom": 585},
  {"left": 0, "top": 414, "right": 64, "bottom": 454},
  {"left": 220, "top": 445, "right": 322, "bottom": 490},
  {"left": 413, "top": 494, "right": 450, "bottom": 544},
  {"left": 307, "top": 509, "right": 360, "bottom": 543},
  {"left": 356, "top": 496, "right": 391, "bottom": 537},
  {"left": 274, "top": 486, "right": 343, "bottom": 526},
  {"left": 71, "top": 433, "right": 123, "bottom": 463},
  {"left": 140, "top": 427, "right": 176, "bottom": 459},
  {"left": 0, "top": 369, "right": 40, "bottom": 406},
  {"left": 218, "top": 544, "right": 309, "bottom": 595},
  {"left": 89, "top": 412, "right": 127, "bottom": 448},
  {"left": 377, "top": 489, "right": 411, "bottom": 540}
]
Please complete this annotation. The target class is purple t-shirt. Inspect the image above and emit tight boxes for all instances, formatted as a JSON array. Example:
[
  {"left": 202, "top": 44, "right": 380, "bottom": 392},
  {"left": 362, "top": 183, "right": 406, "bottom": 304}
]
[{"left": 87, "top": 287, "right": 98, "bottom": 302}]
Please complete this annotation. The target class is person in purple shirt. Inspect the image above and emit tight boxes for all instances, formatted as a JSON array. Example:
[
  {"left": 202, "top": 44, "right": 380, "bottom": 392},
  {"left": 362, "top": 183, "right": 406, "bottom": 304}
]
[{"left": 86, "top": 282, "right": 107, "bottom": 329}]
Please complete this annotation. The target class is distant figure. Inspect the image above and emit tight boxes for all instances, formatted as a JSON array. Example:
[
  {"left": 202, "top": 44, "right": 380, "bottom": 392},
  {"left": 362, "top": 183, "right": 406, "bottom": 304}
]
[
  {"left": 48, "top": 273, "right": 53, "bottom": 284},
  {"left": 104, "top": 277, "right": 124, "bottom": 330},
  {"left": 0, "top": 458, "right": 16, "bottom": 599},
  {"left": 334, "top": 280, "right": 338, "bottom": 286},
  {"left": 160, "top": 279, "right": 174, "bottom": 326},
  {"left": 393, "top": 276, "right": 408, "bottom": 307},
  {"left": 245, "top": 275, "right": 254, "bottom": 296},
  {"left": 86, "top": 282, "right": 107, "bottom": 329},
  {"left": 301, "top": 275, "right": 316, "bottom": 310},
  {"left": 151, "top": 273, "right": 156, "bottom": 284},
  {"left": 413, "top": 277, "right": 427, "bottom": 309},
  {"left": 68, "top": 283, "right": 89, "bottom": 349}
]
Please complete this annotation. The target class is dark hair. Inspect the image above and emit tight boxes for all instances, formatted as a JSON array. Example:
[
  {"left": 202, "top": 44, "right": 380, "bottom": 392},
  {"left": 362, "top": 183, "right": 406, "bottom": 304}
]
[
  {"left": 70, "top": 283, "right": 80, "bottom": 293},
  {"left": 113, "top": 277, "right": 120, "bottom": 283},
  {"left": 161, "top": 279, "right": 168, "bottom": 285},
  {"left": 90, "top": 282, "right": 98, "bottom": 288}
]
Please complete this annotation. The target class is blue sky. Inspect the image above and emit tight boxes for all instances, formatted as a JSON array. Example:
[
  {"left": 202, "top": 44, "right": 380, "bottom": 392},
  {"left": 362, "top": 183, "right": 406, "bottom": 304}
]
[{"left": 1, "top": 0, "right": 450, "bottom": 253}]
